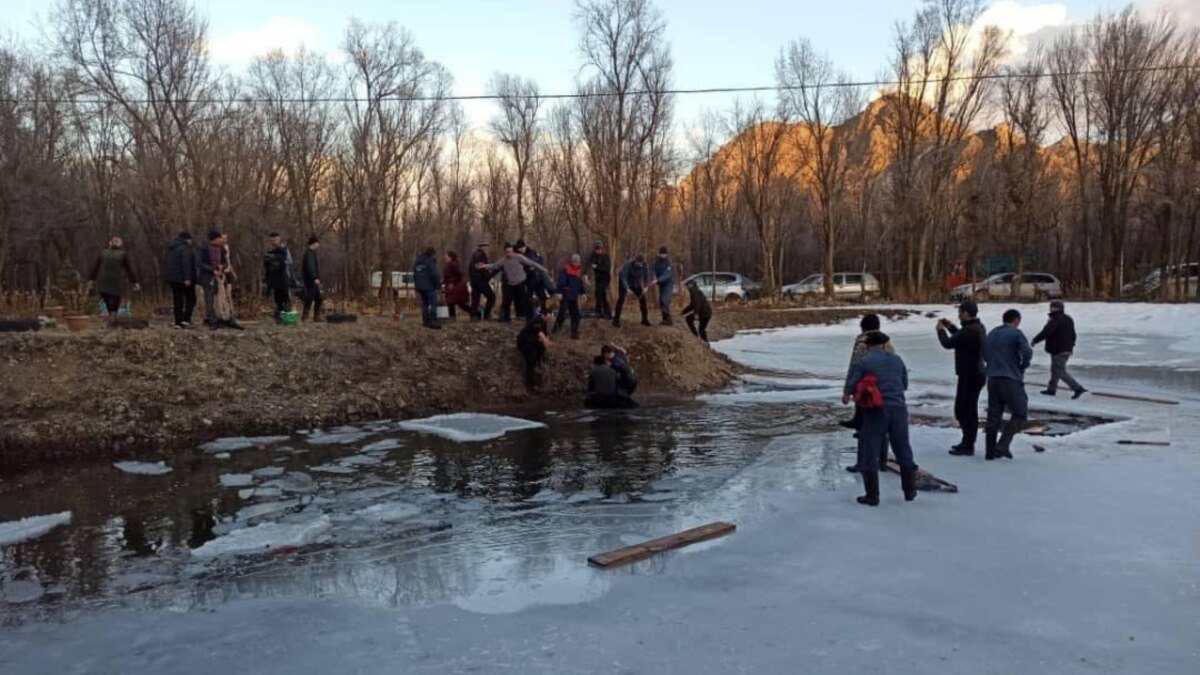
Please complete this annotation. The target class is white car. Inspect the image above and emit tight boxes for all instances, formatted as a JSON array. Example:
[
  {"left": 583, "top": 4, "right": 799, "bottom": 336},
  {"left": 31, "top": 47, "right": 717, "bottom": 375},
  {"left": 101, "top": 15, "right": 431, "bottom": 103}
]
[
  {"left": 370, "top": 271, "right": 417, "bottom": 299},
  {"left": 1122, "top": 263, "right": 1199, "bottom": 300},
  {"left": 783, "top": 272, "right": 881, "bottom": 298},
  {"left": 953, "top": 272, "right": 1064, "bottom": 301},
  {"left": 683, "top": 272, "right": 762, "bottom": 302}
]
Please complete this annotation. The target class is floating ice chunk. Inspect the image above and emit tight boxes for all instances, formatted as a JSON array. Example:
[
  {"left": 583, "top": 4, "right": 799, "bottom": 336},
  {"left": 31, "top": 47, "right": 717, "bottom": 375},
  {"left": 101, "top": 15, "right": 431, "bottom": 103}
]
[
  {"left": 399, "top": 413, "right": 546, "bottom": 442},
  {"left": 273, "top": 472, "right": 317, "bottom": 494},
  {"left": 190, "top": 515, "right": 332, "bottom": 557},
  {"left": 251, "top": 466, "right": 285, "bottom": 479},
  {"left": 238, "top": 487, "right": 283, "bottom": 500},
  {"left": 353, "top": 502, "right": 421, "bottom": 523},
  {"left": 237, "top": 500, "right": 298, "bottom": 522},
  {"left": 566, "top": 489, "right": 605, "bottom": 504},
  {"left": 2, "top": 580, "right": 45, "bottom": 604},
  {"left": 213, "top": 453, "right": 231, "bottom": 460},
  {"left": 361, "top": 439, "right": 402, "bottom": 454},
  {"left": 0, "top": 512, "right": 72, "bottom": 546},
  {"left": 528, "top": 489, "right": 563, "bottom": 504},
  {"left": 112, "top": 461, "right": 172, "bottom": 476},
  {"left": 219, "top": 474, "right": 254, "bottom": 488},
  {"left": 199, "top": 436, "right": 290, "bottom": 453},
  {"left": 340, "top": 454, "right": 382, "bottom": 467},
  {"left": 637, "top": 492, "right": 675, "bottom": 503},
  {"left": 311, "top": 464, "right": 356, "bottom": 475},
  {"left": 305, "top": 428, "right": 373, "bottom": 446}
]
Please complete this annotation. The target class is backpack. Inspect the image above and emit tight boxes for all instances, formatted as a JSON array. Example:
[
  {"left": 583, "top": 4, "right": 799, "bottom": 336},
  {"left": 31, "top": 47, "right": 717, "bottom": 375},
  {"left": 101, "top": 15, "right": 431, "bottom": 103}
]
[{"left": 854, "top": 374, "right": 884, "bottom": 409}]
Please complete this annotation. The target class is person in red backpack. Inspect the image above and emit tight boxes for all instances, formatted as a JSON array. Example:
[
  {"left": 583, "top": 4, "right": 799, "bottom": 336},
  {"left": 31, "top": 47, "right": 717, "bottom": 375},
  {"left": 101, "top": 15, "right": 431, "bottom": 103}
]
[
  {"left": 843, "top": 331, "right": 919, "bottom": 506},
  {"left": 843, "top": 314, "right": 894, "bottom": 473}
]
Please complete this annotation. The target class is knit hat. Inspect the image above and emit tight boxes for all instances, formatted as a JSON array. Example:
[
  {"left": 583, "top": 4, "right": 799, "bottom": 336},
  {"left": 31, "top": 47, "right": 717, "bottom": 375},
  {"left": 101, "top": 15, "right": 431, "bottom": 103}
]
[
  {"left": 593, "top": 240, "right": 604, "bottom": 250},
  {"left": 634, "top": 254, "right": 646, "bottom": 264},
  {"left": 207, "top": 228, "right": 222, "bottom": 241},
  {"left": 658, "top": 246, "right": 668, "bottom": 255},
  {"left": 570, "top": 254, "right": 582, "bottom": 265},
  {"left": 178, "top": 231, "right": 192, "bottom": 241},
  {"left": 865, "top": 331, "right": 890, "bottom": 347}
]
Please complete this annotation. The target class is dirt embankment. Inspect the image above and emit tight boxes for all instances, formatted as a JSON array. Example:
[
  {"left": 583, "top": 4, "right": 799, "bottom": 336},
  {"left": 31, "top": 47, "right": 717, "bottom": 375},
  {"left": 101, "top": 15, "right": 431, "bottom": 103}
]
[{"left": 1, "top": 305, "right": 911, "bottom": 465}]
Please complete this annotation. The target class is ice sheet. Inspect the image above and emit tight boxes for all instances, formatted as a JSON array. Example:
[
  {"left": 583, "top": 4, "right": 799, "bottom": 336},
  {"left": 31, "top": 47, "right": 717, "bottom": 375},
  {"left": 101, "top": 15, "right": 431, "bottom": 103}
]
[
  {"left": 219, "top": 474, "right": 254, "bottom": 488},
  {"left": 353, "top": 502, "right": 422, "bottom": 523},
  {"left": 112, "top": 461, "right": 172, "bottom": 476},
  {"left": 304, "top": 428, "right": 374, "bottom": 446},
  {"left": 398, "top": 413, "right": 546, "bottom": 442},
  {"left": 0, "top": 512, "right": 72, "bottom": 546},
  {"left": 198, "top": 436, "right": 291, "bottom": 453},
  {"left": 190, "top": 516, "right": 332, "bottom": 558}
]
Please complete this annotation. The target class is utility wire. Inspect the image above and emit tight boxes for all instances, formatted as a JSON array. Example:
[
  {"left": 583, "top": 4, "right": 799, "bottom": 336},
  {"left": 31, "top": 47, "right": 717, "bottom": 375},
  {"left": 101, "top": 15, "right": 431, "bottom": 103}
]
[{"left": 1, "top": 64, "right": 1197, "bottom": 106}]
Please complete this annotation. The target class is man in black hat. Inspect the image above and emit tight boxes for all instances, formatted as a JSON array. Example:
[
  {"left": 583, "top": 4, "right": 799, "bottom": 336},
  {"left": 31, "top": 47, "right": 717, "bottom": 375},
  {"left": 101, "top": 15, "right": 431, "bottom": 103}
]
[
  {"left": 937, "top": 300, "right": 988, "bottom": 456},
  {"left": 469, "top": 241, "right": 496, "bottom": 321},
  {"left": 586, "top": 240, "right": 613, "bottom": 319},
  {"left": 614, "top": 254, "right": 653, "bottom": 328},
  {"left": 263, "top": 231, "right": 295, "bottom": 322},
  {"left": 652, "top": 246, "right": 675, "bottom": 325},
  {"left": 1033, "top": 300, "right": 1086, "bottom": 399},
  {"left": 163, "top": 231, "right": 197, "bottom": 329}
]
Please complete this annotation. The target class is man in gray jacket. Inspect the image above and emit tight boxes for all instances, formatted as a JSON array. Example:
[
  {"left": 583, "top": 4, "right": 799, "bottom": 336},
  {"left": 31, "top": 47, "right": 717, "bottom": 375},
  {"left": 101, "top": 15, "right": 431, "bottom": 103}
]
[
  {"left": 983, "top": 309, "right": 1034, "bottom": 460},
  {"left": 478, "top": 242, "right": 548, "bottom": 323}
]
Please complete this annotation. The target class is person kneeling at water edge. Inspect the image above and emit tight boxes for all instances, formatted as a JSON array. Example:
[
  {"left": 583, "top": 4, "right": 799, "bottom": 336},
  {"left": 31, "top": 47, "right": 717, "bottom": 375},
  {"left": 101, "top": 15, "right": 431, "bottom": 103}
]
[
  {"left": 585, "top": 344, "right": 639, "bottom": 408},
  {"left": 843, "top": 331, "right": 919, "bottom": 506}
]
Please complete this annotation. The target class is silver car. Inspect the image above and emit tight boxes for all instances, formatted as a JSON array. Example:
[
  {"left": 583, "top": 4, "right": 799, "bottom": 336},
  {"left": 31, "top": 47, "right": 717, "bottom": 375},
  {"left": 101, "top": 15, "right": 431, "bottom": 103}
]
[
  {"left": 782, "top": 272, "right": 881, "bottom": 299},
  {"left": 953, "top": 272, "right": 1064, "bottom": 301},
  {"left": 683, "top": 272, "right": 762, "bottom": 302}
]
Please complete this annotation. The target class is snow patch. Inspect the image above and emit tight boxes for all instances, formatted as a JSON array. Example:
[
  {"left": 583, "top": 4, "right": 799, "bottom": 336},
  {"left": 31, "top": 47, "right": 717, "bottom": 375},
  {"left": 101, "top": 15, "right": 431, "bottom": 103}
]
[
  {"left": 112, "top": 461, "right": 172, "bottom": 476},
  {"left": 199, "top": 436, "right": 290, "bottom": 453},
  {"left": 399, "top": 413, "right": 546, "bottom": 442},
  {"left": 190, "top": 515, "right": 332, "bottom": 557},
  {"left": 0, "top": 512, "right": 72, "bottom": 546}
]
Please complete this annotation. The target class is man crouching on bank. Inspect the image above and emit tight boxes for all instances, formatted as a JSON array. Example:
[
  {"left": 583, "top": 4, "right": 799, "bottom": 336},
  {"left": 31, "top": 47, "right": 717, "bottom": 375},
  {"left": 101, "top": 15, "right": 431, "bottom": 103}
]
[{"left": 843, "top": 332, "right": 919, "bottom": 506}]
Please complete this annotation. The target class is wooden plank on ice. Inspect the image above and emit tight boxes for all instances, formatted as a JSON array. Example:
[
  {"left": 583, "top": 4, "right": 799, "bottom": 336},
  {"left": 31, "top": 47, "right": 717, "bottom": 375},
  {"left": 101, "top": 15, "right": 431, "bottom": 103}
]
[
  {"left": 885, "top": 461, "right": 959, "bottom": 493},
  {"left": 1091, "top": 391, "right": 1179, "bottom": 406},
  {"left": 1117, "top": 440, "right": 1171, "bottom": 447},
  {"left": 587, "top": 522, "right": 736, "bottom": 569}
]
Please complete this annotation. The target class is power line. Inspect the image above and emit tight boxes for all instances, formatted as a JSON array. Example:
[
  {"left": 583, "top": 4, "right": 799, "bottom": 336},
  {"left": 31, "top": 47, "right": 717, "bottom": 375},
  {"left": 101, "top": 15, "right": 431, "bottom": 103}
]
[{"left": 2, "top": 63, "right": 1197, "bottom": 105}]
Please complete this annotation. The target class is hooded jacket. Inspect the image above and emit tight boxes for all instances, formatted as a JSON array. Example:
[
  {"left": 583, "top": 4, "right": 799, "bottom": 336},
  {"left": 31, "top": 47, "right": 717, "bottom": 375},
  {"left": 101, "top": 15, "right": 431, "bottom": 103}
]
[
  {"left": 91, "top": 248, "right": 138, "bottom": 297},
  {"left": 442, "top": 259, "right": 469, "bottom": 304},
  {"left": 557, "top": 263, "right": 586, "bottom": 302},
  {"left": 587, "top": 251, "right": 612, "bottom": 282},
  {"left": 163, "top": 237, "right": 196, "bottom": 285},
  {"left": 845, "top": 348, "right": 909, "bottom": 408}
]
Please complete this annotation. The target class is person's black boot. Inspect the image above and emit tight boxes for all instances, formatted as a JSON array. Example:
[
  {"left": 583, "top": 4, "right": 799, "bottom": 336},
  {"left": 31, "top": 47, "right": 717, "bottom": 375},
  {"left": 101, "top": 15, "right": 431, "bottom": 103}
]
[
  {"left": 838, "top": 419, "right": 857, "bottom": 429},
  {"left": 900, "top": 467, "right": 918, "bottom": 502},
  {"left": 985, "top": 429, "right": 999, "bottom": 460},
  {"left": 949, "top": 444, "right": 974, "bottom": 456},
  {"left": 1072, "top": 388, "right": 1087, "bottom": 400},
  {"left": 857, "top": 470, "right": 880, "bottom": 506},
  {"left": 661, "top": 313, "right": 673, "bottom": 326},
  {"left": 845, "top": 464, "right": 861, "bottom": 473},
  {"left": 612, "top": 318, "right": 621, "bottom": 328}
]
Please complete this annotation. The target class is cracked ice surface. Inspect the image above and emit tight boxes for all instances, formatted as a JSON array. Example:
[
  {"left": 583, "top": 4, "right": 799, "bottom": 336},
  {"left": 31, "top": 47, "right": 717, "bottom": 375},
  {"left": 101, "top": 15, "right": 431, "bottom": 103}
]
[
  {"left": 0, "top": 512, "right": 72, "bottom": 547},
  {"left": 190, "top": 516, "right": 331, "bottom": 558},
  {"left": 398, "top": 413, "right": 546, "bottom": 442}
]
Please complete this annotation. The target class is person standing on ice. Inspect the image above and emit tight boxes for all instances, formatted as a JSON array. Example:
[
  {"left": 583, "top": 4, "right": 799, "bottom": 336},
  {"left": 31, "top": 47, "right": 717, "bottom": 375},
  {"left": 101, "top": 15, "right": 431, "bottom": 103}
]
[
  {"left": 983, "top": 309, "right": 1033, "bottom": 460},
  {"left": 843, "top": 332, "right": 919, "bottom": 506},
  {"left": 937, "top": 300, "right": 988, "bottom": 456},
  {"left": 1033, "top": 300, "right": 1087, "bottom": 400},
  {"left": 841, "top": 314, "right": 894, "bottom": 473}
]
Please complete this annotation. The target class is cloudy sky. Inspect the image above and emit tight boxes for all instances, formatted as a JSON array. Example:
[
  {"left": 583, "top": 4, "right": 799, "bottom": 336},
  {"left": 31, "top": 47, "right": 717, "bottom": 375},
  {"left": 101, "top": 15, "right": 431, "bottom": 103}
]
[{"left": 6, "top": 0, "right": 1196, "bottom": 129}]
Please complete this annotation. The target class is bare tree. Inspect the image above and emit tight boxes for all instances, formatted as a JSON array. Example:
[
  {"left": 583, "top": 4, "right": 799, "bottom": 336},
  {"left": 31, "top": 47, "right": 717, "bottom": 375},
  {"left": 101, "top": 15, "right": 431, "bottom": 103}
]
[
  {"left": 777, "top": 37, "right": 864, "bottom": 297},
  {"left": 997, "top": 52, "right": 1053, "bottom": 288},
  {"left": 488, "top": 73, "right": 541, "bottom": 240}
]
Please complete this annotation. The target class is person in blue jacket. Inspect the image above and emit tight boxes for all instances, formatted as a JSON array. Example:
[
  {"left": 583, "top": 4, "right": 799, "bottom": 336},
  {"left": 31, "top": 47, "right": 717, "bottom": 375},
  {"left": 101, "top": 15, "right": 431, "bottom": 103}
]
[
  {"left": 652, "top": 246, "right": 675, "bottom": 325},
  {"left": 413, "top": 247, "right": 442, "bottom": 329},
  {"left": 843, "top": 331, "right": 919, "bottom": 506},
  {"left": 553, "top": 254, "right": 586, "bottom": 339},
  {"left": 983, "top": 308, "right": 1034, "bottom": 460}
]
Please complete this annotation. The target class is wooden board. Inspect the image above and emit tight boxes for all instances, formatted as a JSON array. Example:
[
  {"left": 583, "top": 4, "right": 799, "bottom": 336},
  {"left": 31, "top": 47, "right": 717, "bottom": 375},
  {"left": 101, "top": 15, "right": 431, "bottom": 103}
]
[
  {"left": 588, "top": 522, "right": 736, "bottom": 569},
  {"left": 1117, "top": 440, "right": 1171, "bottom": 447},
  {"left": 1092, "top": 391, "right": 1179, "bottom": 406},
  {"left": 885, "top": 461, "right": 959, "bottom": 493}
]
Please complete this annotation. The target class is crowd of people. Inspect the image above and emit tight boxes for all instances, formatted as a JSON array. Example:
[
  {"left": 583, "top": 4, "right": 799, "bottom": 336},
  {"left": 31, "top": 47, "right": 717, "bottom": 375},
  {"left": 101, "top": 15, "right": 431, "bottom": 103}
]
[{"left": 842, "top": 300, "right": 1087, "bottom": 507}]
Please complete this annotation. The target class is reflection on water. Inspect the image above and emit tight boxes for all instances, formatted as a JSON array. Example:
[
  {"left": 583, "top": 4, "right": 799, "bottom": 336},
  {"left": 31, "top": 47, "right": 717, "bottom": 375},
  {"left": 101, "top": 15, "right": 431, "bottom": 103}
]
[{"left": 0, "top": 401, "right": 845, "bottom": 623}]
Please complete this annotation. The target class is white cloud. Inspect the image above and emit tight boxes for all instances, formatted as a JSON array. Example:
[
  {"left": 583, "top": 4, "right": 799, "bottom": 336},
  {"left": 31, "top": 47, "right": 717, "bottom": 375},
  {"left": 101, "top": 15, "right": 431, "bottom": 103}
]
[
  {"left": 974, "top": 1, "right": 1070, "bottom": 59},
  {"left": 207, "top": 17, "right": 321, "bottom": 67}
]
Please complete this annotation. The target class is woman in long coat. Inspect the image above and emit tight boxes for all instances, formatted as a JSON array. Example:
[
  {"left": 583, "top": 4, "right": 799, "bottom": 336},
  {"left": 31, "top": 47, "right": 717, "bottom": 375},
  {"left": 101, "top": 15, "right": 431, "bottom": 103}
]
[{"left": 442, "top": 251, "right": 474, "bottom": 319}]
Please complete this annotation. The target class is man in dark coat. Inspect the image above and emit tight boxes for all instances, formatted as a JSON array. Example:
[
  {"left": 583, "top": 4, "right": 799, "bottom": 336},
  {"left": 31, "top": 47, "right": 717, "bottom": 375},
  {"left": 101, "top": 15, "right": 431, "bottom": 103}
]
[
  {"left": 843, "top": 332, "right": 919, "bottom": 506},
  {"left": 468, "top": 241, "right": 496, "bottom": 321},
  {"left": 553, "top": 254, "right": 586, "bottom": 339},
  {"left": 516, "top": 309, "right": 551, "bottom": 389},
  {"left": 197, "top": 229, "right": 230, "bottom": 328},
  {"left": 1033, "top": 300, "right": 1086, "bottom": 399},
  {"left": 984, "top": 309, "right": 1034, "bottom": 460},
  {"left": 301, "top": 236, "right": 323, "bottom": 322},
  {"left": 937, "top": 300, "right": 988, "bottom": 456},
  {"left": 262, "top": 231, "right": 295, "bottom": 322},
  {"left": 586, "top": 241, "right": 613, "bottom": 319},
  {"left": 413, "top": 247, "right": 442, "bottom": 329},
  {"left": 652, "top": 246, "right": 675, "bottom": 325},
  {"left": 681, "top": 278, "right": 713, "bottom": 342},
  {"left": 614, "top": 255, "right": 653, "bottom": 328},
  {"left": 163, "top": 231, "right": 197, "bottom": 328},
  {"left": 585, "top": 344, "right": 639, "bottom": 408}
]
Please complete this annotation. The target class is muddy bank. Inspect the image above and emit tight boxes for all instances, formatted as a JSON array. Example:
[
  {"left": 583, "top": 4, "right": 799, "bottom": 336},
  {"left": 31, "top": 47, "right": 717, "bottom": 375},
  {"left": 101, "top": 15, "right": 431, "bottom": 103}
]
[{"left": 0, "top": 306, "right": 909, "bottom": 465}]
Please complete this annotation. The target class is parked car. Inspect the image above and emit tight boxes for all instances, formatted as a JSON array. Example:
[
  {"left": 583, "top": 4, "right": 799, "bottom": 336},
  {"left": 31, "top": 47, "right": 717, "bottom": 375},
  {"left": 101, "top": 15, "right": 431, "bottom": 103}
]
[
  {"left": 682, "top": 272, "right": 762, "bottom": 302},
  {"left": 370, "top": 271, "right": 416, "bottom": 299},
  {"left": 952, "top": 272, "right": 1063, "bottom": 301},
  {"left": 1122, "top": 263, "right": 1199, "bottom": 300},
  {"left": 782, "top": 272, "right": 881, "bottom": 299}
]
